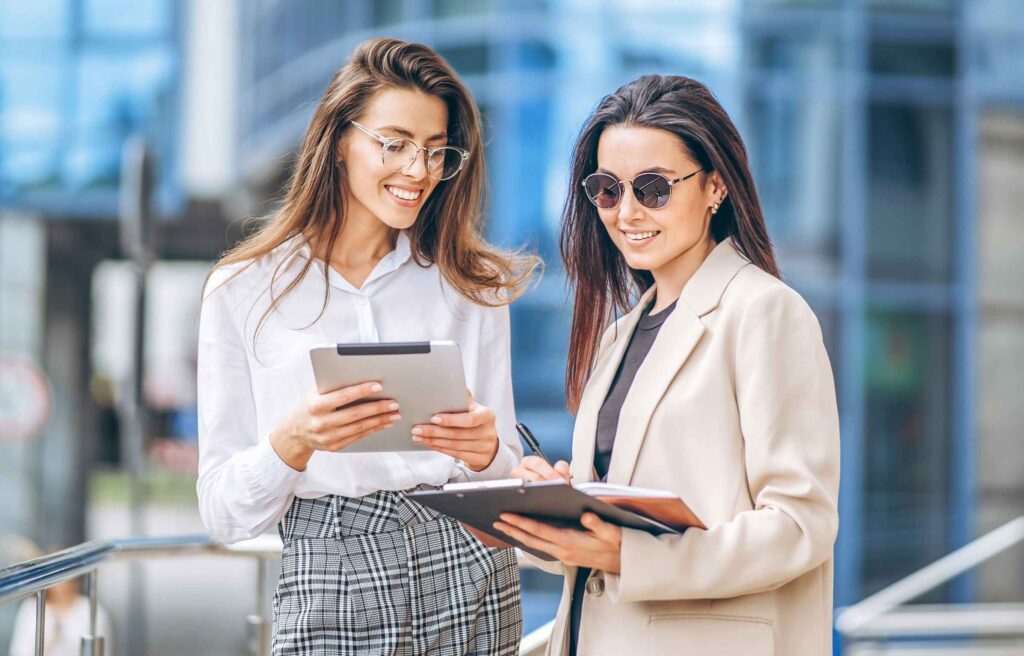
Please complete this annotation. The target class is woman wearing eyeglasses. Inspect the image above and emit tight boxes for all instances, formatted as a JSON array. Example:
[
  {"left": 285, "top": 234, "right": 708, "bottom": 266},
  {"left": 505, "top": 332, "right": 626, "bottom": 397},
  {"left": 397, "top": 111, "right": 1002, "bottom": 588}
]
[
  {"left": 197, "top": 38, "right": 537, "bottom": 655},
  {"left": 494, "top": 75, "right": 840, "bottom": 655}
]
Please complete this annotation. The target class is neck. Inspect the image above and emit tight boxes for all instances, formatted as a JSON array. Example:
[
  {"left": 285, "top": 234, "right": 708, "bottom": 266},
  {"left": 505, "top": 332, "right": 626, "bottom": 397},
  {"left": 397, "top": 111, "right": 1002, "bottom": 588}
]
[
  {"left": 649, "top": 234, "right": 717, "bottom": 313},
  {"left": 329, "top": 211, "right": 397, "bottom": 270},
  {"left": 319, "top": 207, "right": 398, "bottom": 290}
]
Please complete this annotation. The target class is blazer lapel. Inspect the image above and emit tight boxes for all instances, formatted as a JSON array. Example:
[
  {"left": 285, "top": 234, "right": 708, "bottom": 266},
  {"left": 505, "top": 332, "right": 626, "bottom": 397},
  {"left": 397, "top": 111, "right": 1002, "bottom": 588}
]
[
  {"left": 606, "top": 238, "right": 752, "bottom": 485},
  {"left": 606, "top": 306, "right": 705, "bottom": 485},
  {"left": 570, "top": 287, "right": 656, "bottom": 483}
]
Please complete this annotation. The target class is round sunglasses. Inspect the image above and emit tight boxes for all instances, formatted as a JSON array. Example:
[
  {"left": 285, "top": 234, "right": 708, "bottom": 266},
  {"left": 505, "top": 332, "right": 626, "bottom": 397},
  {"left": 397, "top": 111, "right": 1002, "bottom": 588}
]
[{"left": 582, "top": 168, "right": 704, "bottom": 210}]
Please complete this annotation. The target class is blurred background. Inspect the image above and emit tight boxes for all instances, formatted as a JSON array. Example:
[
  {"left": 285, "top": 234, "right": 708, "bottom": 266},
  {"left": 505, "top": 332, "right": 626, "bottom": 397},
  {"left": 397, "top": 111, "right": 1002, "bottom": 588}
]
[{"left": 1, "top": 0, "right": 1022, "bottom": 654}]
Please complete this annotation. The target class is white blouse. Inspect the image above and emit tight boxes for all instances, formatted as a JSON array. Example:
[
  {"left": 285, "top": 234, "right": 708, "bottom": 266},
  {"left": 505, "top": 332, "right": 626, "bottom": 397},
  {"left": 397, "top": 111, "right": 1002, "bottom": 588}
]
[{"left": 196, "top": 231, "right": 523, "bottom": 544}]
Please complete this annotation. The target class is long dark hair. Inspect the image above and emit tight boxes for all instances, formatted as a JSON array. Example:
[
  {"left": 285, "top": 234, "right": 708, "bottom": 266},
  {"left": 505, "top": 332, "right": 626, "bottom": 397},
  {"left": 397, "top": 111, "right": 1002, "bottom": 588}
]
[{"left": 561, "top": 74, "right": 779, "bottom": 413}]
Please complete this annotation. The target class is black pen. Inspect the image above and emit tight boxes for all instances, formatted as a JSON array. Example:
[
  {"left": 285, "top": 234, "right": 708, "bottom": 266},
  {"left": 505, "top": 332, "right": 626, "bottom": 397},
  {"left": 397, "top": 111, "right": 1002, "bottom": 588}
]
[{"left": 515, "top": 422, "right": 552, "bottom": 466}]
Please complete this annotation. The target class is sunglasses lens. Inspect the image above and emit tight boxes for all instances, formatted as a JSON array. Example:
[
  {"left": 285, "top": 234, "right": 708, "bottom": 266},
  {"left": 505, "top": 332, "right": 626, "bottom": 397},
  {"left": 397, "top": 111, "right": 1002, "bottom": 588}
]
[
  {"left": 584, "top": 174, "right": 620, "bottom": 209},
  {"left": 633, "top": 173, "right": 671, "bottom": 209}
]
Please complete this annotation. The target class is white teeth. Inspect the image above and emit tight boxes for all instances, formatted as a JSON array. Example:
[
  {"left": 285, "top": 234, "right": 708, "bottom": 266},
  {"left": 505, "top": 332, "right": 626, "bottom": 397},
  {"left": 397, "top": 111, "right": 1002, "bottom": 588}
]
[
  {"left": 386, "top": 185, "right": 421, "bottom": 201},
  {"left": 623, "top": 231, "right": 660, "bottom": 241}
]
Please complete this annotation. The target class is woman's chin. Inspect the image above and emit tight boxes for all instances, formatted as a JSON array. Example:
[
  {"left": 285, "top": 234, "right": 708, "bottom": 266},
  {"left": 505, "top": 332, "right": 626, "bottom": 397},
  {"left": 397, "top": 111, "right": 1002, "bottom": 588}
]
[{"left": 620, "top": 251, "right": 661, "bottom": 273}]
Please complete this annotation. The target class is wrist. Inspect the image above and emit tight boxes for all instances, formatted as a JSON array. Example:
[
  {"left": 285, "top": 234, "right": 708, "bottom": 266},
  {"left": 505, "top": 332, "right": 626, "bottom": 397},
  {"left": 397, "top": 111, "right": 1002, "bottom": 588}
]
[
  {"left": 270, "top": 428, "right": 313, "bottom": 472},
  {"left": 469, "top": 434, "right": 501, "bottom": 472}
]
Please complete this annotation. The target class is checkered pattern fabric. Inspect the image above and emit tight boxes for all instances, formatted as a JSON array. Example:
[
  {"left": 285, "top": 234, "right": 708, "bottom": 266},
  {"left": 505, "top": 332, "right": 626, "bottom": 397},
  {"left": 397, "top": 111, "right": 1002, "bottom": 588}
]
[{"left": 272, "top": 486, "right": 522, "bottom": 655}]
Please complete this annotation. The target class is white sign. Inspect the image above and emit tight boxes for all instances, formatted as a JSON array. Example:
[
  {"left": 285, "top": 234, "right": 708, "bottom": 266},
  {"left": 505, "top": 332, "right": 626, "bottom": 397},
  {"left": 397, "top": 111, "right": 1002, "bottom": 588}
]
[{"left": 0, "top": 356, "right": 51, "bottom": 442}]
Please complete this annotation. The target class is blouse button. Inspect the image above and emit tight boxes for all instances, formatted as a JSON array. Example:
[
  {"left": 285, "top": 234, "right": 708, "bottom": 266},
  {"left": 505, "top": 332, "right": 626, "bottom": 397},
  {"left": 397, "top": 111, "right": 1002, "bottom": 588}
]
[{"left": 585, "top": 573, "right": 605, "bottom": 597}]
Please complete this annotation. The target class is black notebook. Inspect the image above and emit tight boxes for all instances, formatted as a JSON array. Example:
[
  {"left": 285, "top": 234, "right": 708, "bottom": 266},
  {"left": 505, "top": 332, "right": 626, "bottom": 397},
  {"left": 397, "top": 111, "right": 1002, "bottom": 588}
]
[{"left": 408, "top": 479, "right": 704, "bottom": 561}]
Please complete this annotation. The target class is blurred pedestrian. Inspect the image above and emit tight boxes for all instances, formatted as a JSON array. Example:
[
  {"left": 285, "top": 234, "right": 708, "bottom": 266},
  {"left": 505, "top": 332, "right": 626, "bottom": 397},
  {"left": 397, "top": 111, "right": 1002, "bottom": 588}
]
[{"left": 7, "top": 542, "right": 113, "bottom": 656}]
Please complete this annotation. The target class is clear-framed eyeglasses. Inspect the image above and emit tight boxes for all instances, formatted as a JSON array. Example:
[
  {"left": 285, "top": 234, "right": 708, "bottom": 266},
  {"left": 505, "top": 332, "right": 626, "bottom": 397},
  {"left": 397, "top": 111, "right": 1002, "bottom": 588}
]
[{"left": 350, "top": 120, "right": 470, "bottom": 181}]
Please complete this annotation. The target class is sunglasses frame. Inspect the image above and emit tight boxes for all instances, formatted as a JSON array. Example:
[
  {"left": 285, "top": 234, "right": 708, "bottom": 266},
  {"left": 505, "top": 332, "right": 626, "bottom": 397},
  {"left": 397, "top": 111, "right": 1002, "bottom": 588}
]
[
  {"left": 350, "top": 120, "right": 470, "bottom": 181},
  {"left": 581, "top": 167, "right": 705, "bottom": 210}
]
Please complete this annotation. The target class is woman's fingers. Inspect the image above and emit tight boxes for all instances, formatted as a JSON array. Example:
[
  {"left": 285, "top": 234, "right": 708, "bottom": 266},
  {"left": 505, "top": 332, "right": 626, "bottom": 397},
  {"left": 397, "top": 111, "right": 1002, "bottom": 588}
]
[
  {"left": 580, "top": 513, "right": 621, "bottom": 543},
  {"left": 520, "top": 457, "right": 570, "bottom": 482},
  {"left": 310, "top": 381, "right": 382, "bottom": 414},
  {"left": 492, "top": 519, "right": 566, "bottom": 559},
  {"left": 317, "top": 398, "right": 398, "bottom": 431},
  {"left": 431, "top": 402, "right": 491, "bottom": 429},
  {"left": 413, "top": 435, "right": 491, "bottom": 453},
  {"left": 316, "top": 412, "right": 400, "bottom": 450}
]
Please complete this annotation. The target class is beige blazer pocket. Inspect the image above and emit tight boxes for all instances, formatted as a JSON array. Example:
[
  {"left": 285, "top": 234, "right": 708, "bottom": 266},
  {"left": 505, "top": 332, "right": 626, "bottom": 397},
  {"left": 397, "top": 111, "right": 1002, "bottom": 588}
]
[{"left": 649, "top": 614, "right": 774, "bottom": 656}]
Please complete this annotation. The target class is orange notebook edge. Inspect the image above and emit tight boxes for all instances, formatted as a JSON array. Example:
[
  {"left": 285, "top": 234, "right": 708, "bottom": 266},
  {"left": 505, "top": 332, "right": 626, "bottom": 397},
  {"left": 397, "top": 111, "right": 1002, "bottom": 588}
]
[{"left": 595, "top": 496, "right": 707, "bottom": 531}]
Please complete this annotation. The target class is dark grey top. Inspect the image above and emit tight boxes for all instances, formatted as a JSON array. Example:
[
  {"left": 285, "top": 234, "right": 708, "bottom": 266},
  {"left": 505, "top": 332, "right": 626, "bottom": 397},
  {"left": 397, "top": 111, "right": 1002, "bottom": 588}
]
[
  {"left": 592, "top": 298, "right": 677, "bottom": 480},
  {"left": 569, "top": 297, "right": 677, "bottom": 656}
]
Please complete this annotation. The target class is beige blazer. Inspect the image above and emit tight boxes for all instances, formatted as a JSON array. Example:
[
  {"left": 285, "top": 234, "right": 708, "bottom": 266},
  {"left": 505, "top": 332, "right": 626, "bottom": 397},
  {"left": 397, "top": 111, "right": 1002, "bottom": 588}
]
[{"left": 538, "top": 238, "right": 840, "bottom": 656}]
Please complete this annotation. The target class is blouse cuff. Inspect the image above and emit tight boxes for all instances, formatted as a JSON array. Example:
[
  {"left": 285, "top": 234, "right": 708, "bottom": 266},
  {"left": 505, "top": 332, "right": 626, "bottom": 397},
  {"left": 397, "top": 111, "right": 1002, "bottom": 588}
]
[
  {"left": 456, "top": 441, "right": 518, "bottom": 482},
  {"left": 238, "top": 438, "right": 303, "bottom": 501}
]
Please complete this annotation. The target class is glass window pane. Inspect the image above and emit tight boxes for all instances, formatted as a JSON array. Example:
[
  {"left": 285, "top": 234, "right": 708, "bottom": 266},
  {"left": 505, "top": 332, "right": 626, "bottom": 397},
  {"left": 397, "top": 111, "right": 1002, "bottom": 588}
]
[
  {"left": 867, "top": 102, "right": 954, "bottom": 282},
  {"left": 750, "top": 32, "right": 839, "bottom": 72},
  {"left": 437, "top": 44, "right": 490, "bottom": 76},
  {"left": 0, "top": 0, "right": 69, "bottom": 40},
  {"left": 747, "top": 92, "right": 841, "bottom": 281},
  {"left": 1, "top": 143, "right": 61, "bottom": 193},
  {"left": 0, "top": 58, "right": 63, "bottom": 141},
  {"left": 84, "top": 0, "right": 170, "bottom": 37},
  {"left": 868, "top": 0, "right": 953, "bottom": 13},
  {"left": 75, "top": 49, "right": 174, "bottom": 132},
  {"left": 371, "top": 0, "right": 404, "bottom": 26},
  {"left": 869, "top": 40, "right": 956, "bottom": 78},
  {"left": 434, "top": 0, "right": 493, "bottom": 17},
  {"left": 863, "top": 309, "right": 953, "bottom": 600}
]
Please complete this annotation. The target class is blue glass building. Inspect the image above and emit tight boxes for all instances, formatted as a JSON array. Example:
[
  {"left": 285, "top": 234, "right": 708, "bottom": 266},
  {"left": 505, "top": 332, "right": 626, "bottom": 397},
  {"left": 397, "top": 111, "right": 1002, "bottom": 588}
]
[{"left": 2, "top": 0, "right": 1023, "bottom": 650}]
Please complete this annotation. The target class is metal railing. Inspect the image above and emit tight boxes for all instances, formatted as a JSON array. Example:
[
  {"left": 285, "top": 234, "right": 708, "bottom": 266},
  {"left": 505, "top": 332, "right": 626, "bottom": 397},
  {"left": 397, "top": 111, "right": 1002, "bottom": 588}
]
[
  {"left": 0, "top": 534, "right": 554, "bottom": 655},
  {"left": 0, "top": 534, "right": 283, "bottom": 656},
  {"left": 836, "top": 515, "right": 1024, "bottom": 654}
]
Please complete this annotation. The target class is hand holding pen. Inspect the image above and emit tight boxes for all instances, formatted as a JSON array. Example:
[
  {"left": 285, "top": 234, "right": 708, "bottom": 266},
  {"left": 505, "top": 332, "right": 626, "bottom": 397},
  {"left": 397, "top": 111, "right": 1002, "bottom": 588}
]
[{"left": 513, "top": 422, "right": 571, "bottom": 483}]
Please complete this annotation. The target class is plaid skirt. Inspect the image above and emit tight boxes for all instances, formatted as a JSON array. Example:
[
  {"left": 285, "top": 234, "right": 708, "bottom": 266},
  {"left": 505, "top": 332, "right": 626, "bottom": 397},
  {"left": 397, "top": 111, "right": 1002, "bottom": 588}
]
[{"left": 272, "top": 487, "right": 522, "bottom": 655}]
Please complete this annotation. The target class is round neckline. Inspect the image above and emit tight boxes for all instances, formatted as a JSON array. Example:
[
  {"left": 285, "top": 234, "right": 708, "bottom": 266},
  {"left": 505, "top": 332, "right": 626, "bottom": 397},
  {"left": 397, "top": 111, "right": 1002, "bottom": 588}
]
[{"left": 638, "top": 298, "right": 677, "bottom": 330}]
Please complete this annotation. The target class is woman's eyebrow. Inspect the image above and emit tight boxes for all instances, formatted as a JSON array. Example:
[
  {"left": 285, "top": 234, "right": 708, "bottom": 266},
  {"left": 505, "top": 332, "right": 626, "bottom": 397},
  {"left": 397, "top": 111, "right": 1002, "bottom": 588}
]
[
  {"left": 596, "top": 165, "right": 677, "bottom": 176},
  {"left": 376, "top": 125, "right": 447, "bottom": 142}
]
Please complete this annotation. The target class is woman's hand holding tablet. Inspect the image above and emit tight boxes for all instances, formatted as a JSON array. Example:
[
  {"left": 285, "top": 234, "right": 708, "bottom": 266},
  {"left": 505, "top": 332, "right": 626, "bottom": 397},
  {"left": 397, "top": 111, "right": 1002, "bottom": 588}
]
[
  {"left": 412, "top": 392, "right": 500, "bottom": 471},
  {"left": 269, "top": 381, "right": 402, "bottom": 471}
]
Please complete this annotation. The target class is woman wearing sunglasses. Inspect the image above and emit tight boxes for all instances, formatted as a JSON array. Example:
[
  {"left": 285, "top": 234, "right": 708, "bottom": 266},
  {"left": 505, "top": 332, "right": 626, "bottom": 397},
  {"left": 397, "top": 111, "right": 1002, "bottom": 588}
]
[
  {"left": 197, "top": 38, "right": 537, "bottom": 654},
  {"left": 495, "top": 75, "right": 840, "bottom": 655}
]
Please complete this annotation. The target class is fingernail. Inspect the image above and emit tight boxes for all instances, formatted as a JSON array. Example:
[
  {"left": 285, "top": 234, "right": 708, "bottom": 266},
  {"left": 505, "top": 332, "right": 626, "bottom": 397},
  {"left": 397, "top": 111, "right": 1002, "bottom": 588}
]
[
  {"left": 371, "top": 383, "right": 383, "bottom": 392},
  {"left": 431, "top": 416, "right": 442, "bottom": 424},
  {"left": 390, "top": 414, "right": 401, "bottom": 422},
  {"left": 411, "top": 427, "right": 423, "bottom": 436},
  {"left": 388, "top": 402, "right": 399, "bottom": 411},
  {"left": 412, "top": 436, "right": 423, "bottom": 443}
]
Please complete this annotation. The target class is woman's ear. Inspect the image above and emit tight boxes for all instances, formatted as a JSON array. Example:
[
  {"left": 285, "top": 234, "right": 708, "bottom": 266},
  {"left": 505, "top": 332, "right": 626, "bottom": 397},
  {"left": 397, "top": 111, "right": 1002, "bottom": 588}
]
[{"left": 707, "top": 170, "right": 728, "bottom": 204}]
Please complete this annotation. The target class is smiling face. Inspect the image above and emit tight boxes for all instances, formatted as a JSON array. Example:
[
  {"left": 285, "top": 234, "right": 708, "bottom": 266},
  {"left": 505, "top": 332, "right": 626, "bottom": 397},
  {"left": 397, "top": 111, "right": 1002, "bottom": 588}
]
[
  {"left": 594, "top": 124, "right": 726, "bottom": 284},
  {"left": 341, "top": 86, "right": 450, "bottom": 231}
]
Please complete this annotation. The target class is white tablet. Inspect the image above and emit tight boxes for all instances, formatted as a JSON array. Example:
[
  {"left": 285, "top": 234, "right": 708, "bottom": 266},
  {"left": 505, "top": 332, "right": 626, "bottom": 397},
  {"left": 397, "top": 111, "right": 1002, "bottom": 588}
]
[{"left": 309, "top": 340, "right": 469, "bottom": 453}]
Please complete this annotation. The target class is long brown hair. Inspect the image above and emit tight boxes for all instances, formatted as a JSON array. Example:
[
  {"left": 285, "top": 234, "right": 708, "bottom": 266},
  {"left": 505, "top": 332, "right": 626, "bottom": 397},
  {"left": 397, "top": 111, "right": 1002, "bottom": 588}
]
[
  {"left": 209, "top": 38, "right": 539, "bottom": 341},
  {"left": 561, "top": 74, "right": 779, "bottom": 413}
]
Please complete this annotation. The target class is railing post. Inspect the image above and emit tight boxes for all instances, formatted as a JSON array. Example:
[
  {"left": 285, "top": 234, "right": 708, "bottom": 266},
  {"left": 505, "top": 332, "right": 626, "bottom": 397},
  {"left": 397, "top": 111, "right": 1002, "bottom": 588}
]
[
  {"left": 246, "top": 558, "right": 269, "bottom": 656},
  {"left": 34, "top": 589, "right": 45, "bottom": 656},
  {"left": 80, "top": 569, "right": 105, "bottom": 656}
]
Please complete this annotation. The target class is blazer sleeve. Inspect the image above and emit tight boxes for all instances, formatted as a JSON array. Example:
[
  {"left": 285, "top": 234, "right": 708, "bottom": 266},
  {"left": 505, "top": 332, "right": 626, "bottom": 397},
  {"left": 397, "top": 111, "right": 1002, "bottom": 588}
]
[{"left": 605, "top": 283, "right": 840, "bottom": 602}]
